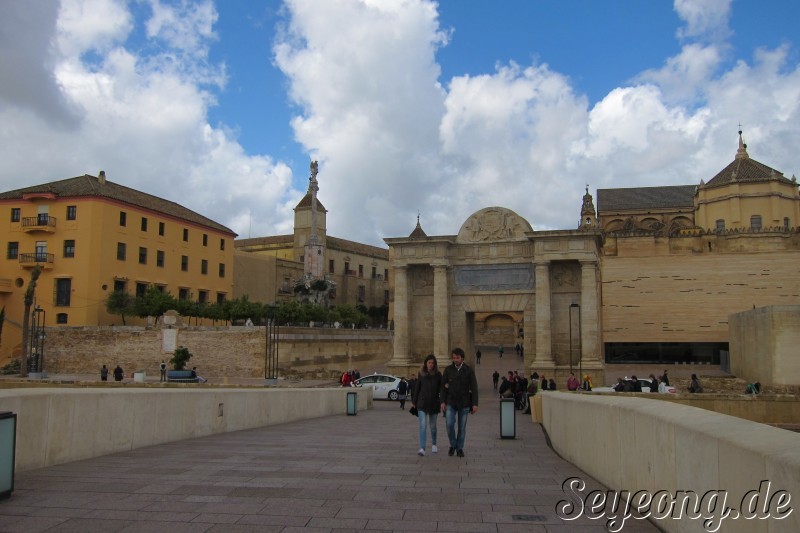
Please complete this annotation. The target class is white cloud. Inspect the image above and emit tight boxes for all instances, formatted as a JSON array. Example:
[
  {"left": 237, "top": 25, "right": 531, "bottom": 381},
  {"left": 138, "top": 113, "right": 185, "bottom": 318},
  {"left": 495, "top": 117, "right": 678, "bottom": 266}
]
[
  {"left": 57, "top": 0, "right": 132, "bottom": 57},
  {"left": 674, "top": 0, "right": 731, "bottom": 42},
  {"left": 0, "top": 0, "right": 798, "bottom": 251},
  {"left": 0, "top": 0, "right": 299, "bottom": 239}
]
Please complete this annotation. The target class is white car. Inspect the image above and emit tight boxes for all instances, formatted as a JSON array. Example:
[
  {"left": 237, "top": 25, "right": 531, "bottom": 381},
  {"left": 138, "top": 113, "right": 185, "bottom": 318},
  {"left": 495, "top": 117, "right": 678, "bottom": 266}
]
[
  {"left": 593, "top": 377, "right": 677, "bottom": 394},
  {"left": 353, "top": 373, "right": 403, "bottom": 400}
]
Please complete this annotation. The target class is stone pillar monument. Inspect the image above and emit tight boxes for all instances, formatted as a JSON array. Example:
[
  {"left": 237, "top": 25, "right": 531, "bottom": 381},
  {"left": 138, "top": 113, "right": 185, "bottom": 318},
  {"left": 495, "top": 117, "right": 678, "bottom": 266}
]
[{"left": 304, "top": 160, "right": 324, "bottom": 278}]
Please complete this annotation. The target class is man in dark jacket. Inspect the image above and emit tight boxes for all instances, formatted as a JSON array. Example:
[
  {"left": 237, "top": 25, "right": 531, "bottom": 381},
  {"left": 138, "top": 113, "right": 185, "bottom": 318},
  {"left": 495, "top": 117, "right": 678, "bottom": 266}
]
[{"left": 440, "top": 347, "right": 479, "bottom": 458}]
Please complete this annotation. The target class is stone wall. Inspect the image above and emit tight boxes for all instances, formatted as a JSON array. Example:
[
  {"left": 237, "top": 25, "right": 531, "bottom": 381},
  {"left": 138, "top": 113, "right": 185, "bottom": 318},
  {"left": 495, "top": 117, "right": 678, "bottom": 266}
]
[
  {"left": 43, "top": 326, "right": 393, "bottom": 379},
  {"left": 542, "top": 392, "right": 800, "bottom": 533},
  {"left": 601, "top": 250, "right": 800, "bottom": 344},
  {"left": 730, "top": 305, "right": 800, "bottom": 386},
  {"left": 0, "top": 386, "right": 372, "bottom": 472}
]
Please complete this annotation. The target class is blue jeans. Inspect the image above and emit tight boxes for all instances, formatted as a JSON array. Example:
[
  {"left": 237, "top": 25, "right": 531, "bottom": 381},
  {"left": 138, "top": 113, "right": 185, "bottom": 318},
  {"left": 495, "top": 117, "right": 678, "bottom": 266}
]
[
  {"left": 417, "top": 410, "right": 438, "bottom": 449},
  {"left": 445, "top": 405, "right": 470, "bottom": 450}
]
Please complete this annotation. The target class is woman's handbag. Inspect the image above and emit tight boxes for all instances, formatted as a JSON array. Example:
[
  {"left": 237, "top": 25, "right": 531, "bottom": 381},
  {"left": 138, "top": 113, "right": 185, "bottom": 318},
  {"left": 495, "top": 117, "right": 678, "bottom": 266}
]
[{"left": 409, "top": 406, "right": 418, "bottom": 416}]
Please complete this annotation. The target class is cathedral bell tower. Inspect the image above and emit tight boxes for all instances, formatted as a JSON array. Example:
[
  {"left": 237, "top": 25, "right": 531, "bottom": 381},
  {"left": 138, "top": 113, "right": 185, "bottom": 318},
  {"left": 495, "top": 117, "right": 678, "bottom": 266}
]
[{"left": 579, "top": 185, "right": 597, "bottom": 231}]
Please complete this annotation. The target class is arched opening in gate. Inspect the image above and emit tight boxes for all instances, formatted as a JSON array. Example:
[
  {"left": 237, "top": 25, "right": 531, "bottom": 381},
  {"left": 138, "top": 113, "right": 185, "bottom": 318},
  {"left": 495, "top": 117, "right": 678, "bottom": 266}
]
[{"left": 466, "top": 310, "right": 525, "bottom": 365}]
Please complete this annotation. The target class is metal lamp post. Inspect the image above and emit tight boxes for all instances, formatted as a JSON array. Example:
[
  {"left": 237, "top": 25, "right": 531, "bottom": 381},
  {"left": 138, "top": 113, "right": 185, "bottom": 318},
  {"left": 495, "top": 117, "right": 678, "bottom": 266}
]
[
  {"left": 264, "top": 304, "right": 279, "bottom": 385},
  {"left": 27, "top": 306, "right": 46, "bottom": 379},
  {"left": 569, "top": 303, "right": 579, "bottom": 374}
]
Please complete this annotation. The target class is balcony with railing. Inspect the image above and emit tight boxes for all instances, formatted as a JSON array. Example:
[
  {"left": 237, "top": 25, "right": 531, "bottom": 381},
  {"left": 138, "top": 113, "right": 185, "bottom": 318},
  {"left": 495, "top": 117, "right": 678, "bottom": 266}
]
[
  {"left": 19, "top": 253, "right": 55, "bottom": 269},
  {"left": 22, "top": 215, "right": 57, "bottom": 233}
]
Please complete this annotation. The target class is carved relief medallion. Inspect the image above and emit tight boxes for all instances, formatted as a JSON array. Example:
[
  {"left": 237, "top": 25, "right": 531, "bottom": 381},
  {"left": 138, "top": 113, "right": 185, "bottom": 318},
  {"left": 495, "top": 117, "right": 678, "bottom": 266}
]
[{"left": 456, "top": 207, "right": 533, "bottom": 243}]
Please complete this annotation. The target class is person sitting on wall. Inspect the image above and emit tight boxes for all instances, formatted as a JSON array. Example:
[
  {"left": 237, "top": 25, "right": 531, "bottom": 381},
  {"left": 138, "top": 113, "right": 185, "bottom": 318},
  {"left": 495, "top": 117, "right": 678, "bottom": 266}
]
[
  {"left": 688, "top": 374, "right": 704, "bottom": 393},
  {"left": 566, "top": 372, "right": 579, "bottom": 391},
  {"left": 745, "top": 382, "right": 761, "bottom": 394}
]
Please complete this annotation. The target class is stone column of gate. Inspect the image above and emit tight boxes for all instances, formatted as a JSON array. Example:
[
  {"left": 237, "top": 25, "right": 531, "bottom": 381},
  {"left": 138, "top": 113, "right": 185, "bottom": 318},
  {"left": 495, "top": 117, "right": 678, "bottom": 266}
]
[
  {"left": 432, "top": 263, "right": 450, "bottom": 358},
  {"left": 579, "top": 260, "right": 600, "bottom": 361},
  {"left": 534, "top": 260, "right": 553, "bottom": 365},
  {"left": 390, "top": 264, "right": 411, "bottom": 364}
]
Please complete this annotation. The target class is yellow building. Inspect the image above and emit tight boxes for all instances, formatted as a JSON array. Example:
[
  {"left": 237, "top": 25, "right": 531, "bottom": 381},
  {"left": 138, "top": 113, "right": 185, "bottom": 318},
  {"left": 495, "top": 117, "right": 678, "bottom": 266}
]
[
  {"left": 0, "top": 171, "right": 236, "bottom": 364},
  {"left": 234, "top": 166, "right": 390, "bottom": 310}
]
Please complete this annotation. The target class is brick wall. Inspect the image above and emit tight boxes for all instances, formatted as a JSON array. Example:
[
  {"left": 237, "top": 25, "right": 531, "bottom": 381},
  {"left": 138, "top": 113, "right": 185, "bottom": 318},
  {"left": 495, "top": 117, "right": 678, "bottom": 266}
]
[{"left": 43, "top": 326, "right": 392, "bottom": 380}]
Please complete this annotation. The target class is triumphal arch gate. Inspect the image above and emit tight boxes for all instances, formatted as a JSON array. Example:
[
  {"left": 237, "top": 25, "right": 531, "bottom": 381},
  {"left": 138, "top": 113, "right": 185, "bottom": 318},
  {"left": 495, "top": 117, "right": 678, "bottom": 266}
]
[{"left": 385, "top": 207, "right": 605, "bottom": 383}]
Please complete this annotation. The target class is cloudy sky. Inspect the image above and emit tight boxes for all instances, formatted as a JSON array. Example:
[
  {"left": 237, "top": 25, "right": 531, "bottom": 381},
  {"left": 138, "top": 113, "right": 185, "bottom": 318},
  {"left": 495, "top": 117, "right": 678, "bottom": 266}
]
[{"left": 1, "top": 0, "right": 799, "bottom": 247}]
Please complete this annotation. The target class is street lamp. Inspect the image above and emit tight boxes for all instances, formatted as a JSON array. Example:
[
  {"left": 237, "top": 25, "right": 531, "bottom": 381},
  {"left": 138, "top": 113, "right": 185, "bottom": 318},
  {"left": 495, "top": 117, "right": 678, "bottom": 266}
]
[
  {"left": 264, "top": 303, "right": 279, "bottom": 385},
  {"left": 569, "top": 303, "right": 580, "bottom": 374},
  {"left": 27, "top": 306, "right": 46, "bottom": 378}
]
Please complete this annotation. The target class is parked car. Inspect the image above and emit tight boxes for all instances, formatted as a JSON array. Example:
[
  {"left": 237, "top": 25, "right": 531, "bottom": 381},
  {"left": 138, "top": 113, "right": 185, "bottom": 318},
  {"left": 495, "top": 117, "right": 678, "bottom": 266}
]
[
  {"left": 594, "top": 377, "right": 677, "bottom": 394},
  {"left": 353, "top": 373, "right": 402, "bottom": 400}
]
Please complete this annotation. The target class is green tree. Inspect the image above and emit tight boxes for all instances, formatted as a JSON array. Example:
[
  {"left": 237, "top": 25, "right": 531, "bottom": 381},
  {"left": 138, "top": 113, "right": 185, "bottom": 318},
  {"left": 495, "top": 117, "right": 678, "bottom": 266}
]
[
  {"left": 277, "top": 300, "right": 302, "bottom": 325},
  {"left": 105, "top": 290, "right": 135, "bottom": 325},
  {"left": 133, "top": 286, "right": 176, "bottom": 321},
  {"left": 170, "top": 346, "right": 192, "bottom": 370},
  {"left": 20, "top": 265, "right": 42, "bottom": 377}
]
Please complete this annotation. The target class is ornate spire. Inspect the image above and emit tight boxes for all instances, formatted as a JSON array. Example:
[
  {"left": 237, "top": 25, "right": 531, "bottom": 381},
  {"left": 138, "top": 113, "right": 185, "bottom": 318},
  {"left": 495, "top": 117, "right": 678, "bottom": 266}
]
[
  {"left": 735, "top": 126, "right": 749, "bottom": 160},
  {"left": 409, "top": 210, "right": 427, "bottom": 238},
  {"left": 579, "top": 184, "right": 597, "bottom": 231}
]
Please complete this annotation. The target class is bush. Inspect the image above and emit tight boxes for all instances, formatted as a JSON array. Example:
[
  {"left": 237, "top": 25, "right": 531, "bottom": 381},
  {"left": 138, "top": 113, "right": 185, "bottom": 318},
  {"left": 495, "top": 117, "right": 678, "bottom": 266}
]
[{"left": 170, "top": 346, "right": 193, "bottom": 370}]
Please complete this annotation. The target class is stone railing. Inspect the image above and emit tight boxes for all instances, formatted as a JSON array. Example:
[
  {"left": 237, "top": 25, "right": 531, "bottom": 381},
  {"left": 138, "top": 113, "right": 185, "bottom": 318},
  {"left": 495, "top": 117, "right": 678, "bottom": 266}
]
[
  {"left": 0, "top": 386, "right": 370, "bottom": 472},
  {"left": 540, "top": 392, "right": 799, "bottom": 532}
]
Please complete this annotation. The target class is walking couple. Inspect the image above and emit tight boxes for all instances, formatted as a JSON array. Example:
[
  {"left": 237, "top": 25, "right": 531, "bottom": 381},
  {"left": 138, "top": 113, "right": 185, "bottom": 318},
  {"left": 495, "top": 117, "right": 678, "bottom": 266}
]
[{"left": 411, "top": 347, "right": 479, "bottom": 458}]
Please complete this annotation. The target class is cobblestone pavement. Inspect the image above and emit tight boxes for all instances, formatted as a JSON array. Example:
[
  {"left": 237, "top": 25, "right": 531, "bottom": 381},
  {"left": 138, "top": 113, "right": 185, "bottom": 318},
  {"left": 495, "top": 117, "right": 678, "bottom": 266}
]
[{"left": 0, "top": 368, "right": 661, "bottom": 532}]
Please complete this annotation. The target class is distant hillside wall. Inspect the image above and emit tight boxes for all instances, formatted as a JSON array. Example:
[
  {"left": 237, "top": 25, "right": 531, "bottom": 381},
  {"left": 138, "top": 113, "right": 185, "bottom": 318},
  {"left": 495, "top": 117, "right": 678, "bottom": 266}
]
[{"left": 43, "top": 326, "right": 392, "bottom": 379}]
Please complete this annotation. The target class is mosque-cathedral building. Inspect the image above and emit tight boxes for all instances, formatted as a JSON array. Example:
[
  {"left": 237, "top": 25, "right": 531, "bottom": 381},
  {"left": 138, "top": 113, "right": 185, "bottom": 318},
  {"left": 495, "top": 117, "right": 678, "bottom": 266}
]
[{"left": 384, "top": 132, "right": 800, "bottom": 381}]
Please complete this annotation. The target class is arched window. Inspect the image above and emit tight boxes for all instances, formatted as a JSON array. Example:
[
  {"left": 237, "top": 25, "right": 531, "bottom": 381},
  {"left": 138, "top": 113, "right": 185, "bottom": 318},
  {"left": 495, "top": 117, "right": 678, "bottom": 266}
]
[
  {"left": 784, "top": 217, "right": 790, "bottom": 230},
  {"left": 715, "top": 219, "right": 725, "bottom": 233},
  {"left": 750, "top": 215, "right": 762, "bottom": 231}
]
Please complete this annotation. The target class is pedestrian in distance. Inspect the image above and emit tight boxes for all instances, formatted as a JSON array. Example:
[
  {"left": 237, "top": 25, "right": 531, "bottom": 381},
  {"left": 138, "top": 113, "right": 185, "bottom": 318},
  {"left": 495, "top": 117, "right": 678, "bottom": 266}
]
[
  {"left": 412, "top": 354, "right": 442, "bottom": 456},
  {"left": 492, "top": 370, "right": 500, "bottom": 390},
  {"left": 100, "top": 364, "right": 109, "bottom": 381},
  {"left": 440, "top": 347, "right": 479, "bottom": 458},
  {"left": 113, "top": 364, "right": 124, "bottom": 382},
  {"left": 475, "top": 349, "right": 482, "bottom": 365},
  {"left": 159, "top": 360, "right": 167, "bottom": 382},
  {"left": 398, "top": 377, "right": 409, "bottom": 409}
]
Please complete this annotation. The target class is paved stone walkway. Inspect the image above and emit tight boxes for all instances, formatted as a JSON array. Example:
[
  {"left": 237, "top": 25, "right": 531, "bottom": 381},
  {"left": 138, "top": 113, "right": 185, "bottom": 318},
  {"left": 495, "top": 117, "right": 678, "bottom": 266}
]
[{"left": 0, "top": 372, "right": 659, "bottom": 532}]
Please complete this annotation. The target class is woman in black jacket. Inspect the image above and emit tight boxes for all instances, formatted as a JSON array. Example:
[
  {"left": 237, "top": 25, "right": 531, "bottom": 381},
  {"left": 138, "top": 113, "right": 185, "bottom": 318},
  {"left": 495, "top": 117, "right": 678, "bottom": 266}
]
[{"left": 412, "top": 354, "right": 442, "bottom": 456}]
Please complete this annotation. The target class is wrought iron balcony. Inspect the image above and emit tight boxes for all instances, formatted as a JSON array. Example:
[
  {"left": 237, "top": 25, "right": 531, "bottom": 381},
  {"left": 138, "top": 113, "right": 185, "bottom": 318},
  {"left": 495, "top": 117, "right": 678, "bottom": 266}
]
[
  {"left": 22, "top": 215, "right": 57, "bottom": 233},
  {"left": 19, "top": 253, "right": 54, "bottom": 268}
]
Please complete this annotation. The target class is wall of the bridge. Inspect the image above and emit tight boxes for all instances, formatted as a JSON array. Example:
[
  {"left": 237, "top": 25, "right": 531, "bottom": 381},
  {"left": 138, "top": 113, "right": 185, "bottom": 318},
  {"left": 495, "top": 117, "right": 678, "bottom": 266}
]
[
  {"left": 0, "top": 387, "right": 371, "bottom": 472},
  {"left": 541, "top": 392, "right": 799, "bottom": 533}
]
